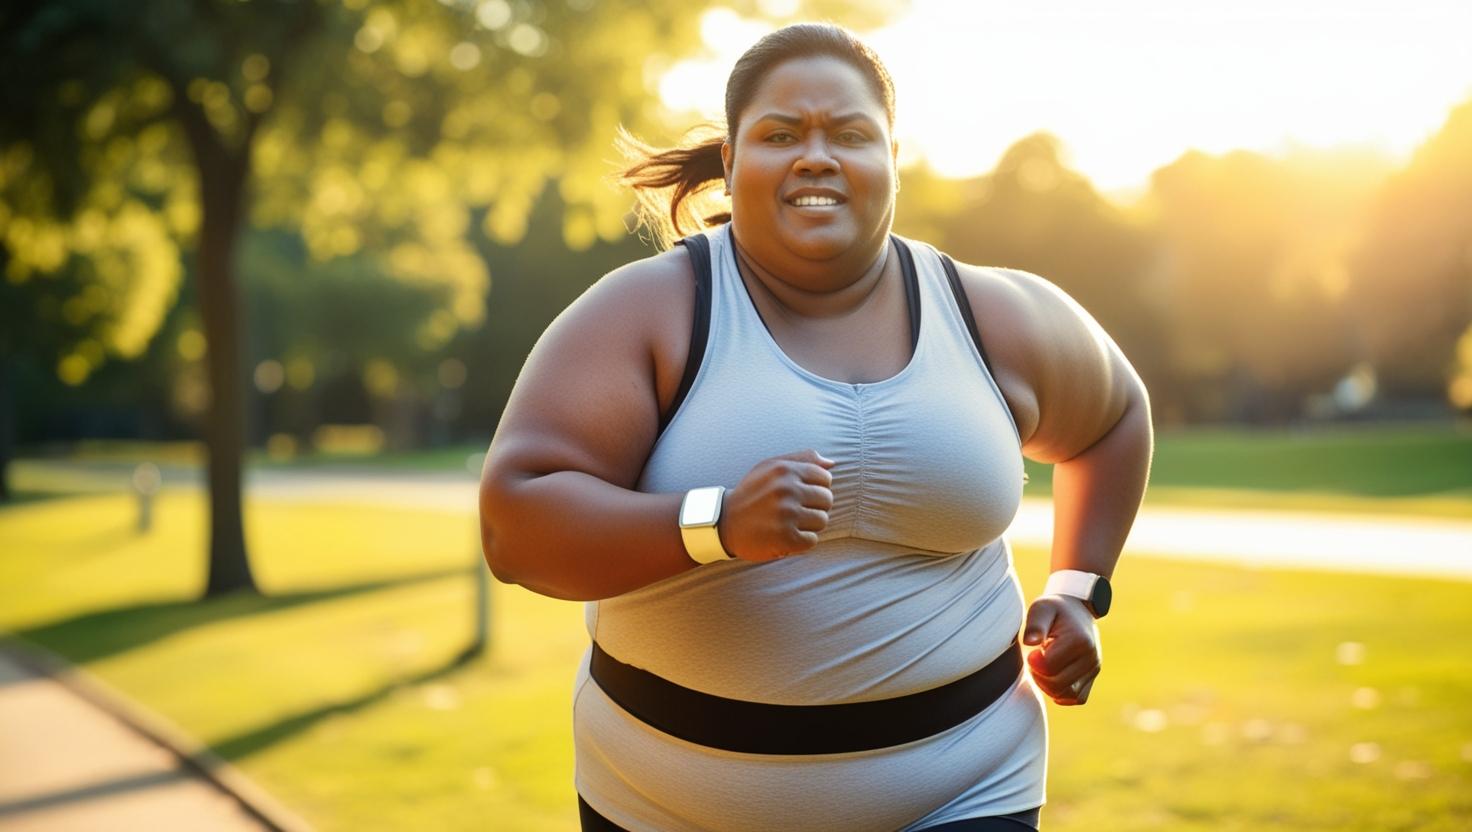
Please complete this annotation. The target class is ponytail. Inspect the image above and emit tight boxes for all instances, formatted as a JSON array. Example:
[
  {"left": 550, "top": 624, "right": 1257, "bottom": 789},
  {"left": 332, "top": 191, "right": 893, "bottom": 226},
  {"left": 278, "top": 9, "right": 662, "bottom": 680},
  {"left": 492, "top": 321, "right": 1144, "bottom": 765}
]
[{"left": 617, "top": 126, "right": 731, "bottom": 250}]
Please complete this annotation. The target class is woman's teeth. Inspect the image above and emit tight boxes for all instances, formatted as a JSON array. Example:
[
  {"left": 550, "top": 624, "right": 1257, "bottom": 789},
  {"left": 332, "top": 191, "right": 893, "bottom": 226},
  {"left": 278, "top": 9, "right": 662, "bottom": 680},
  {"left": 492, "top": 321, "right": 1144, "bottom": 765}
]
[{"left": 791, "top": 195, "right": 840, "bottom": 207}]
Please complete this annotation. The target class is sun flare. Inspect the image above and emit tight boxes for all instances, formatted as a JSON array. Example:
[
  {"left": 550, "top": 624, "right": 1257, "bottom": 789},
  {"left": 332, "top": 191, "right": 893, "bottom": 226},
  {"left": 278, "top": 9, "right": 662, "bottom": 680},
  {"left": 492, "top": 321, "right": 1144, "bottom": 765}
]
[{"left": 659, "top": 0, "right": 1472, "bottom": 200}]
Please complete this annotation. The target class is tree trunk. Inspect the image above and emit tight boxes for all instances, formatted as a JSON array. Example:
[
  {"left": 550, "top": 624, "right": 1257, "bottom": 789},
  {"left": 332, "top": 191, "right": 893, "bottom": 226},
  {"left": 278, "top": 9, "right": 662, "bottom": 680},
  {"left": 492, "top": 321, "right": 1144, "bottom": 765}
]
[{"left": 188, "top": 123, "right": 257, "bottom": 597}]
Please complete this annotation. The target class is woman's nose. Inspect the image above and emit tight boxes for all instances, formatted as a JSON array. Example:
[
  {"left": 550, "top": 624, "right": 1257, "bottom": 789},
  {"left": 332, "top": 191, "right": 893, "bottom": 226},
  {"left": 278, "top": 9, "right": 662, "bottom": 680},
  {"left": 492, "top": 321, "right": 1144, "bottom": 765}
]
[{"left": 794, "top": 136, "right": 839, "bottom": 176}]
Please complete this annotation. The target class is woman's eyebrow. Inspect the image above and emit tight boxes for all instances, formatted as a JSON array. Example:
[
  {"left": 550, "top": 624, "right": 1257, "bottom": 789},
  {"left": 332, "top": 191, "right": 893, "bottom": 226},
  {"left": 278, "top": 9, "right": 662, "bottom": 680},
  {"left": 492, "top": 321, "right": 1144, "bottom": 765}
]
[{"left": 752, "top": 111, "right": 880, "bottom": 128}]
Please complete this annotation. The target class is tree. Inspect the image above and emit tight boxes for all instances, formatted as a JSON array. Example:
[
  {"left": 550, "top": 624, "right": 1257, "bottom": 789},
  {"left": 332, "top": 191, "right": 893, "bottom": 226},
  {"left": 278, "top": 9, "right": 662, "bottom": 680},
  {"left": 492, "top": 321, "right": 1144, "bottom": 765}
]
[
  {"left": 898, "top": 135, "right": 1170, "bottom": 421},
  {"left": 1345, "top": 97, "right": 1472, "bottom": 401},
  {"left": 1146, "top": 144, "right": 1392, "bottom": 422},
  {"left": 0, "top": 111, "right": 185, "bottom": 499},
  {"left": 0, "top": 0, "right": 740, "bottom": 595}
]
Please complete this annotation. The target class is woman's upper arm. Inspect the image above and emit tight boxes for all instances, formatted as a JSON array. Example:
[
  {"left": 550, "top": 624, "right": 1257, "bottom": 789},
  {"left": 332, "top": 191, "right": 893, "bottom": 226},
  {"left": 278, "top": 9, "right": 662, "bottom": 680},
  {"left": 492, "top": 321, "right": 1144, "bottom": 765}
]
[
  {"left": 958, "top": 263, "right": 1147, "bottom": 464},
  {"left": 482, "top": 248, "right": 694, "bottom": 493}
]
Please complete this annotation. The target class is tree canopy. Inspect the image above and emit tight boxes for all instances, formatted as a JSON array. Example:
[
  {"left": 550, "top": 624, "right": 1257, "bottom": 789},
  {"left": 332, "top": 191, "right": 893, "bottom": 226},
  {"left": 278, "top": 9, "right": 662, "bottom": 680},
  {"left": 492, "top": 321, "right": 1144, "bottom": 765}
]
[{"left": 0, "top": 0, "right": 910, "bottom": 589}]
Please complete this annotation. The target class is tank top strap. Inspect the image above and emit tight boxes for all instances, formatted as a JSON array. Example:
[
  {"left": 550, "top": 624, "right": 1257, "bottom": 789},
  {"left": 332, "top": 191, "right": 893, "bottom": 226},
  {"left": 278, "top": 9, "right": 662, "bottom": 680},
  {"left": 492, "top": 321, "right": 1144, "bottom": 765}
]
[{"left": 660, "top": 233, "right": 715, "bottom": 435}]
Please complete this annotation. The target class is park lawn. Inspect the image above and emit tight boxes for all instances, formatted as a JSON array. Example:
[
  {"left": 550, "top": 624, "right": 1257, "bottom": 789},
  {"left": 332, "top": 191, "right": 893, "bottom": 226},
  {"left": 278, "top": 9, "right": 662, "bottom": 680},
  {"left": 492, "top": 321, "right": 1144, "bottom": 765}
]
[
  {"left": 2, "top": 493, "right": 1471, "bottom": 831},
  {"left": 1017, "top": 421, "right": 1472, "bottom": 519}
]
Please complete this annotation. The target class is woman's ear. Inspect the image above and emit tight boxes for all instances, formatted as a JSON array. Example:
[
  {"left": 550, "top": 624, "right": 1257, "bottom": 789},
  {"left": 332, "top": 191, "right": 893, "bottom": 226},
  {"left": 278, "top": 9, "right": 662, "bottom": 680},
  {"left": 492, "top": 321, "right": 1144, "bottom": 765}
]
[{"left": 721, "top": 141, "right": 733, "bottom": 195}]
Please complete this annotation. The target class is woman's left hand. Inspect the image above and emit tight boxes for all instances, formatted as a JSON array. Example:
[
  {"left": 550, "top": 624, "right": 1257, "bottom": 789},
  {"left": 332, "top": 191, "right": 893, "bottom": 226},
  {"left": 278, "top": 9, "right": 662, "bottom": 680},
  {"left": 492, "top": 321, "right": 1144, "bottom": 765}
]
[{"left": 1022, "top": 595, "right": 1102, "bottom": 706}]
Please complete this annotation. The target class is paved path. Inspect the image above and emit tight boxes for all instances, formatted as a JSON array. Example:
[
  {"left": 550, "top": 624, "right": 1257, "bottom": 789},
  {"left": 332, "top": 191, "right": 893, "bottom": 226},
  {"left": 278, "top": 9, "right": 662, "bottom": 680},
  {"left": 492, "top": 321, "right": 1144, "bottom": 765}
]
[
  {"left": 0, "top": 648, "right": 278, "bottom": 831},
  {"left": 1007, "top": 500, "right": 1472, "bottom": 581},
  {"left": 15, "top": 461, "right": 1472, "bottom": 580}
]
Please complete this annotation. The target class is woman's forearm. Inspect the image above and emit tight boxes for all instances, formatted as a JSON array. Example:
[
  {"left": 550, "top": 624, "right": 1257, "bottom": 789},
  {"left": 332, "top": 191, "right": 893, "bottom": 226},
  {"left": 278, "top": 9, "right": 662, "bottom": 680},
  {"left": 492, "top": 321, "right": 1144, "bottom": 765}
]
[
  {"left": 480, "top": 470, "right": 699, "bottom": 601},
  {"left": 1047, "top": 392, "right": 1154, "bottom": 580}
]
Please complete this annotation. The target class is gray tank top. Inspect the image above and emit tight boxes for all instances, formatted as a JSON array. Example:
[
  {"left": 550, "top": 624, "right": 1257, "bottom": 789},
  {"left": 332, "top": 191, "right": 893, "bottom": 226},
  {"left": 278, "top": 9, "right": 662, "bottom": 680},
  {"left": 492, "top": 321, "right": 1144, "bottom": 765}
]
[{"left": 587, "top": 222, "right": 1028, "bottom": 705}]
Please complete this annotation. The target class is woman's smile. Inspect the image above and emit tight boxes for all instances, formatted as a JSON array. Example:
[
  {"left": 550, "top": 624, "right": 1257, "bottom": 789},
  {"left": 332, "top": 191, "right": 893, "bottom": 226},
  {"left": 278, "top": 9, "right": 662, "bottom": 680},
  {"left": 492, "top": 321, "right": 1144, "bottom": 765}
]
[{"left": 784, "top": 187, "right": 848, "bottom": 214}]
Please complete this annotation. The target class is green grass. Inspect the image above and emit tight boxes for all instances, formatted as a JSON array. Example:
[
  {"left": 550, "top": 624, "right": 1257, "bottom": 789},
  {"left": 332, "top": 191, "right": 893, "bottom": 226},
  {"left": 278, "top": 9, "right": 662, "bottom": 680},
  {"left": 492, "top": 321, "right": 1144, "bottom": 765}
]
[
  {"left": 1025, "top": 422, "right": 1472, "bottom": 519},
  {"left": 2, "top": 492, "right": 1470, "bottom": 830}
]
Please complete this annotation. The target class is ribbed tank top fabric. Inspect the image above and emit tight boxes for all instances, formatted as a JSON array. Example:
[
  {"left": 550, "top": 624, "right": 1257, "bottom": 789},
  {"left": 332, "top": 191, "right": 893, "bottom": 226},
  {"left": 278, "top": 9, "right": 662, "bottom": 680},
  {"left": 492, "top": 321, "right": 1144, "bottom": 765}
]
[{"left": 572, "top": 224, "right": 1047, "bottom": 831}]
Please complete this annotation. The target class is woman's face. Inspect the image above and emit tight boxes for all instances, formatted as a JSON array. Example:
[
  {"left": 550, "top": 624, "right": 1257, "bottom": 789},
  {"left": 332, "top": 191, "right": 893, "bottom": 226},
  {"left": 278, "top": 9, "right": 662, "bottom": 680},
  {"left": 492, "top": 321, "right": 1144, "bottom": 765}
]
[{"left": 722, "top": 55, "right": 898, "bottom": 274}]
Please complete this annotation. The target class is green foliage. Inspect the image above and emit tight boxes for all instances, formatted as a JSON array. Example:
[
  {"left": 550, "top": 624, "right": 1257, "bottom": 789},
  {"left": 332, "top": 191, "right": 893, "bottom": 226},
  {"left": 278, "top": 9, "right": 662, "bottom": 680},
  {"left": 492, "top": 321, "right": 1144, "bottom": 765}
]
[
  {"left": 0, "top": 0, "right": 720, "bottom": 386},
  {"left": 0, "top": 0, "right": 906, "bottom": 401}
]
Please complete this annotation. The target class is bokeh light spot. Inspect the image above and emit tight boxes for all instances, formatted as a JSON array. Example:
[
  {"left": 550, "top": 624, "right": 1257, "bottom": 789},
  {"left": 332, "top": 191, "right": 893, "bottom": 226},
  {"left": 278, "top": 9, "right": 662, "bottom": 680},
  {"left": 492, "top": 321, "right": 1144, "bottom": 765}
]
[
  {"left": 177, "top": 329, "right": 206, "bottom": 361},
  {"left": 476, "top": 0, "right": 511, "bottom": 30},
  {"left": 254, "top": 359, "right": 285, "bottom": 394}
]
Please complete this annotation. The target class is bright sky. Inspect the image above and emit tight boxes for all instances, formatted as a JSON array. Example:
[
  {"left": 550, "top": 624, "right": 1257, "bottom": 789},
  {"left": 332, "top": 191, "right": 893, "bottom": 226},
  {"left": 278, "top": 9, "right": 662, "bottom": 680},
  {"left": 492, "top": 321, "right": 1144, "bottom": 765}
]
[{"left": 658, "top": 0, "right": 1472, "bottom": 200}]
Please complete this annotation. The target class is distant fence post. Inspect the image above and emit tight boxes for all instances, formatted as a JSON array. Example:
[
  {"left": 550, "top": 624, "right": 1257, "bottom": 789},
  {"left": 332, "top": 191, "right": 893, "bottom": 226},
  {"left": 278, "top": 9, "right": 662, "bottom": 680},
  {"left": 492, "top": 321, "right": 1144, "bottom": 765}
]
[
  {"left": 131, "top": 462, "right": 161, "bottom": 533},
  {"left": 473, "top": 551, "right": 490, "bottom": 655},
  {"left": 461, "top": 451, "right": 490, "bottom": 662}
]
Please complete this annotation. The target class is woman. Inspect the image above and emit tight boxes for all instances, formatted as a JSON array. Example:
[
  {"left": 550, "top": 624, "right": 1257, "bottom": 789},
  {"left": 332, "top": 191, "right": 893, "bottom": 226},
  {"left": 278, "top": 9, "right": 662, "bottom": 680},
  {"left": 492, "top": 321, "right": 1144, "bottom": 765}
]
[{"left": 479, "top": 23, "right": 1152, "bottom": 832}]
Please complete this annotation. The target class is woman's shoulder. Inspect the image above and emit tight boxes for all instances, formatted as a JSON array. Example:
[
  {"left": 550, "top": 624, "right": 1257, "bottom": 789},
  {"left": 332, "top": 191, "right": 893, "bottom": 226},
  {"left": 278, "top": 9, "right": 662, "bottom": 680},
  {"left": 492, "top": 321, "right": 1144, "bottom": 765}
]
[
  {"left": 560, "top": 243, "right": 698, "bottom": 416},
  {"left": 940, "top": 258, "right": 1045, "bottom": 442},
  {"left": 551, "top": 243, "right": 696, "bottom": 344},
  {"left": 580, "top": 243, "right": 697, "bottom": 313},
  {"left": 896, "top": 236, "right": 1044, "bottom": 331},
  {"left": 943, "top": 256, "right": 1143, "bottom": 461},
  {"left": 941, "top": 257, "right": 1087, "bottom": 370}
]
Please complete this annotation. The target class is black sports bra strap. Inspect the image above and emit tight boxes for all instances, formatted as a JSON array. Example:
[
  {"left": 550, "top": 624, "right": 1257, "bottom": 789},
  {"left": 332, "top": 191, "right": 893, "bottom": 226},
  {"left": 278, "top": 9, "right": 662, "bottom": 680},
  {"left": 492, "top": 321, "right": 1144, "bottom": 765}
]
[
  {"left": 893, "top": 236, "right": 921, "bottom": 355},
  {"left": 661, "top": 234, "right": 714, "bottom": 434},
  {"left": 938, "top": 253, "right": 996, "bottom": 378}
]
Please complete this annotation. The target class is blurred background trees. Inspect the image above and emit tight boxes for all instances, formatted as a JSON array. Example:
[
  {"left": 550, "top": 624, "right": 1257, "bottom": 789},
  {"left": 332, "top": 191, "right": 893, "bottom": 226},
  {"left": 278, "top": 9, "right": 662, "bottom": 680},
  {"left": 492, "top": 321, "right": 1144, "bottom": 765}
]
[
  {"left": 0, "top": 0, "right": 753, "bottom": 593},
  {"left": 1345, "top": 99, "right": 1472, "bottom": 402}
]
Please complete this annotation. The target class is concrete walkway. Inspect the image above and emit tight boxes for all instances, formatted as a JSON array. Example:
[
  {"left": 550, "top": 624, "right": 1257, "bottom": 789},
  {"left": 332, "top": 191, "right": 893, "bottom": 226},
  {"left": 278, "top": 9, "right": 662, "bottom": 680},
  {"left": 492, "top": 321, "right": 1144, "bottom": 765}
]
[
  {"left": 1007, "top": 500, "right": 1472, "bottom": 582},
  {"left": 0, "top": 646, "right": 301, "bottom": 831}
]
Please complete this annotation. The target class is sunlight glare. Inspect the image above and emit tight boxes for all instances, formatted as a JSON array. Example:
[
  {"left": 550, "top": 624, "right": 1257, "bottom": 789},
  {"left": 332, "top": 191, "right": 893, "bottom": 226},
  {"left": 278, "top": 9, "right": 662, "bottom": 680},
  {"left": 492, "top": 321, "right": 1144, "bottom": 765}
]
[{"left": 661, "top": 1, "right": 1472, "bottom": 197}]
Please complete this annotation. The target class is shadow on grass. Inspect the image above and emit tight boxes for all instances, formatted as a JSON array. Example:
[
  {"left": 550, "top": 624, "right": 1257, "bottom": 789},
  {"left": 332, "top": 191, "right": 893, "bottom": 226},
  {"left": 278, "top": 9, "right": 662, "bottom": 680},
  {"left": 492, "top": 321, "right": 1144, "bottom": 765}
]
[
  {"left": 13, "top": 566, "right": 474, "bottom": 665},
  {"left": 0, "top": 489, "right": 104, "bottom": 509},
  {"left": 209, "top": 650, "right": 476, "bottom": 761}
]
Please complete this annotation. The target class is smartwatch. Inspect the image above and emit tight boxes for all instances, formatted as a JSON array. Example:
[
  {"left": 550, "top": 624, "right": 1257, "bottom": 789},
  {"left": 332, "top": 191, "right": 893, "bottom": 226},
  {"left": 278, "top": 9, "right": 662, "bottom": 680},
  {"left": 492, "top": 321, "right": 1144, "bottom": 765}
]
[
  {"left": 1042, "top": 570, "right": 1112, "bottom": 619},
  {"left": 679, "top": 486, "right": 733, "bottom": 564}
]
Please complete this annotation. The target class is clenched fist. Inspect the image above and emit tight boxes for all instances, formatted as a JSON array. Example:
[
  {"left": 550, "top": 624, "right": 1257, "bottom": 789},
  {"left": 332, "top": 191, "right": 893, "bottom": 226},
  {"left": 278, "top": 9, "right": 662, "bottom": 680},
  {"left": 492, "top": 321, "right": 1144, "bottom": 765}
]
[
  {"left": 1023, "top": 595, "right": 1102, "bottom": 706},
  {"left": 719, "top": 449, "right": 836, "bottom": 562}
]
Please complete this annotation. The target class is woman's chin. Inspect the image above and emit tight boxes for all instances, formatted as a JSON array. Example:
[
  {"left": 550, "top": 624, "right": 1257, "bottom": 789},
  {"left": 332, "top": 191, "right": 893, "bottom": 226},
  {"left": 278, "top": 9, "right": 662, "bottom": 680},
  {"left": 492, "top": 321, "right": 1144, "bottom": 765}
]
[{"left": 777, "top": 226, "right": 860, "bottom": 262}]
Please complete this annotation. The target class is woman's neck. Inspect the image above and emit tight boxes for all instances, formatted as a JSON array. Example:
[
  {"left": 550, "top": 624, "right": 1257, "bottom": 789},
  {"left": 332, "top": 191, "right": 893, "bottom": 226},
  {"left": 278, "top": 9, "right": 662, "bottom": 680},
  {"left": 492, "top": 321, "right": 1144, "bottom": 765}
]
[{"left": 731, "top": 236, "right": 893, "bottom": 323}]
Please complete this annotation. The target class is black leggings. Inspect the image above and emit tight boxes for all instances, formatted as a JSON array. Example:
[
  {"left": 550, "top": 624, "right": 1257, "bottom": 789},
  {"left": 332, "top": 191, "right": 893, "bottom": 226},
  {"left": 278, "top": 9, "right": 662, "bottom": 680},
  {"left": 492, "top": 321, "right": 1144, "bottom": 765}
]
[{"left": 578, "top": 794, "right": 1041, "bottom": 831}]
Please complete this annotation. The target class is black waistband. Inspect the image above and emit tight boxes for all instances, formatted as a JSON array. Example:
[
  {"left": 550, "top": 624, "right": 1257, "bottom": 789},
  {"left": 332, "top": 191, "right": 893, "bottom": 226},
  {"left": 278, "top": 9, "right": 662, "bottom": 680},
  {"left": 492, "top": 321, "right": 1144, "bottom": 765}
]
[{"left": 589, "top": 637, "right": 1023, "bottom": 755}]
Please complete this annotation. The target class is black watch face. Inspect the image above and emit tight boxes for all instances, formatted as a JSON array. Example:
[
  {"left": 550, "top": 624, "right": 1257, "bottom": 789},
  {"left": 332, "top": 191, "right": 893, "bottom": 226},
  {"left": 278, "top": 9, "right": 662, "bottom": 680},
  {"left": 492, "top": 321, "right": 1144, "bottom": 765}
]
[{"left": 1091, "top": 577, "right": 1113, "bottom": 617}]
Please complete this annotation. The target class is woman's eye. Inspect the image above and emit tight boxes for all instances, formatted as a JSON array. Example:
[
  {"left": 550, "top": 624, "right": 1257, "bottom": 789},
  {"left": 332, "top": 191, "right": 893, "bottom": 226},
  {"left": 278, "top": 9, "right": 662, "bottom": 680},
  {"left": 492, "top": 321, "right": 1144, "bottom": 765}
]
[
  {"left": 838, "top": 130, "right": 867, "bottom": 143},
  {"left": 767, "top": 132, "right": 795, "bottom": 143}
]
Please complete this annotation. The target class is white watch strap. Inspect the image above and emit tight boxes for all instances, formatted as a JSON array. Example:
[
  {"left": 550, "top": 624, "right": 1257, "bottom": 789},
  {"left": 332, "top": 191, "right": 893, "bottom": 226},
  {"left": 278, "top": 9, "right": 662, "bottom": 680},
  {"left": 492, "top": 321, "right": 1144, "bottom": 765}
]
[
  {"left": 681, "top": 523, "right": 730, "bottom": 564},
  {"left": 1042, "top": 569, "right": 1100, "bottom": 601},
  {"left": 680, "top": 487, "right": 732, "bottom": 564}
]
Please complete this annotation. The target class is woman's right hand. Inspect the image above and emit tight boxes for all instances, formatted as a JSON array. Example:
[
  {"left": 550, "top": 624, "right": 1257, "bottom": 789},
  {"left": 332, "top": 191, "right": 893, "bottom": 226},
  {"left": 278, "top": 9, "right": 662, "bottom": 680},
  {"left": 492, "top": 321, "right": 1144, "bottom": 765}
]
[{"left": 719, "top": 449, "right": 836, "bottom": 562}]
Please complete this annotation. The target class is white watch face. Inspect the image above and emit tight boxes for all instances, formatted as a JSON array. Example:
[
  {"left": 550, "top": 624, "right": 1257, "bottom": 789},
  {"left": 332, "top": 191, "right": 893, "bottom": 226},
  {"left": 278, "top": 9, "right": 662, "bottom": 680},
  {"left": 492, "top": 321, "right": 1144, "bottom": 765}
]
[{"left": 680, "top": 487, "right": 723, "bottom": 527}]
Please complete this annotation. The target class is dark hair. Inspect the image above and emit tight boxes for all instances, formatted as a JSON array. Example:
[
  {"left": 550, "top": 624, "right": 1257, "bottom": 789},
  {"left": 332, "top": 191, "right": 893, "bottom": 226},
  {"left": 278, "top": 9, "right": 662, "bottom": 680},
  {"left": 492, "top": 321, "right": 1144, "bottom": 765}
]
[{"left": 619, "top": 23, "right": 896, "bottom": 249}]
